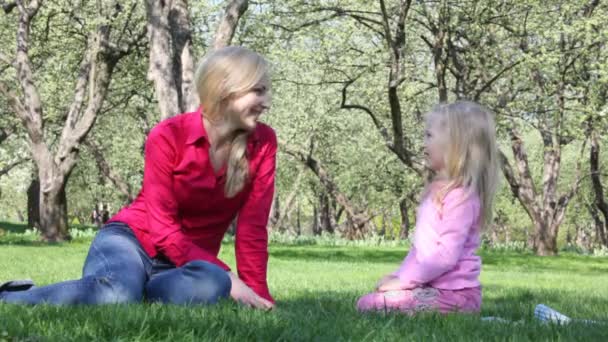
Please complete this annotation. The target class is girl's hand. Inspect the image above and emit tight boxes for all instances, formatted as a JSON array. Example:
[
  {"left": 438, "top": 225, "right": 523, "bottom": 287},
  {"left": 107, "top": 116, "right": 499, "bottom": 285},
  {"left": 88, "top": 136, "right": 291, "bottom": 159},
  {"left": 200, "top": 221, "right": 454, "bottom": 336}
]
[
  {"left": 377, "top": 277, "right": 404, "bottom": 292},
  {"left": 228, "top": 272, "right": 274, "bottom": 310},
  {"left": 375, "top": 274, "right": 397, "bottom": 290}
]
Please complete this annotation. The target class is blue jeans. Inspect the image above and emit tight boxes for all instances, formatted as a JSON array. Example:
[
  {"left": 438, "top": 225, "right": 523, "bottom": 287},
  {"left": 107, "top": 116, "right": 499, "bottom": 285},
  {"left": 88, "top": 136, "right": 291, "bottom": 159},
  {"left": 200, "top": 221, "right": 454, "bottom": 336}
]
[{"left": 0, "top": 222, "right": 231, "bottom": 305}]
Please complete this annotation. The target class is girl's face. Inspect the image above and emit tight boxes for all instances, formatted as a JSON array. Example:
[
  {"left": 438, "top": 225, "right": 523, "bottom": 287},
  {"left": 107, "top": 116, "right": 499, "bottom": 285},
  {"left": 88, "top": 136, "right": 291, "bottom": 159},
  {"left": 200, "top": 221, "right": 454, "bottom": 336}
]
[
  {"left": 225, "top": 80, "right": 271, "bottom": 132},
  {"left": 424, "top": 116, "right": 447, "bottom": 173}
]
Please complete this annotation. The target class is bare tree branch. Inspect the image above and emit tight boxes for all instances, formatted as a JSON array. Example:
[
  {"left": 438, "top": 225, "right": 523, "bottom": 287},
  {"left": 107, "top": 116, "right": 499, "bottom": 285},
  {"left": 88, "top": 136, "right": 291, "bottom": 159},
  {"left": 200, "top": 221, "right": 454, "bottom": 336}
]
[
  {"left": 0, "top": 158, "right": 28, "bottom": 178},
  {"left": 268, "top": 6, "right": 383, "bottom": 35},
  {"left": 279, "top": 139, "right": 373, "bottom": 238},
  {"left": 85, "top": 140, "right": 135, "bottom": 202},
  {"left": 1, "top": 0, "right": 16, "bottom": 13},
  {"left": 473, "top": 59, "right": 524, "bottom": 101}
]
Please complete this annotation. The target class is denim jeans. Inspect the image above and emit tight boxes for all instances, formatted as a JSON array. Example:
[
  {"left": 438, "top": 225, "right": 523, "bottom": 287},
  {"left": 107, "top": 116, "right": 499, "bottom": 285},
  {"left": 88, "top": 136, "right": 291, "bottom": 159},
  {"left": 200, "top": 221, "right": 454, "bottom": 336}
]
[{"left": 1, "top": 222, "right": 231, "bottom": 305}]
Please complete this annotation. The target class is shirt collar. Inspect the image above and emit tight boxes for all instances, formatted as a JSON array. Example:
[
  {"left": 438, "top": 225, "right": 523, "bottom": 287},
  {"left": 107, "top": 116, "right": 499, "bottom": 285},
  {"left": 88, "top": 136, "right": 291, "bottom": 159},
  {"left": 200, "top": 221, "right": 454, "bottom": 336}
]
[{"left": 185, "top": 107, "right": 208, "bottom": 145}]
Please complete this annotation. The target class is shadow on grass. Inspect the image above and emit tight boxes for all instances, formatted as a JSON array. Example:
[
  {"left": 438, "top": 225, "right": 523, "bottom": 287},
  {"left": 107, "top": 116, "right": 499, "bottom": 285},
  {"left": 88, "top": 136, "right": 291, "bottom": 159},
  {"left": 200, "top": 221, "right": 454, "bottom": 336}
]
[
  {"left": 0, "top": 221, "right": 28, "bottom": 233},
  {"left": 0, "top": 221, "right": 98, "bottom": 246},
  {"left": 0, "top": 240, "right": 82, "bottom": 247}
]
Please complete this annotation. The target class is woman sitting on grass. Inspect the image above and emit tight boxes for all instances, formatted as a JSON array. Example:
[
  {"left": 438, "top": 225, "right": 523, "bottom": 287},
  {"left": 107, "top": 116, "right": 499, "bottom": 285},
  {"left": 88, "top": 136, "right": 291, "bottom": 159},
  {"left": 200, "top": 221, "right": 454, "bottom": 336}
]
[
  {"left": 357, "top": 101, "right": 500, "bottom": 315},
  {"left": 0, "top": 46, "right": 276, "bottom": 310}
]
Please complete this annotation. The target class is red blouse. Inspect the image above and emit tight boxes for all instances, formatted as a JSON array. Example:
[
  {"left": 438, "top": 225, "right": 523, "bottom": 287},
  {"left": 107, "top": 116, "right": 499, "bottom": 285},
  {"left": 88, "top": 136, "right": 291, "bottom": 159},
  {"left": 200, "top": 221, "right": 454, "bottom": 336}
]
[{"left": 110, "top": 108, "right": 276, "bottom": 302}]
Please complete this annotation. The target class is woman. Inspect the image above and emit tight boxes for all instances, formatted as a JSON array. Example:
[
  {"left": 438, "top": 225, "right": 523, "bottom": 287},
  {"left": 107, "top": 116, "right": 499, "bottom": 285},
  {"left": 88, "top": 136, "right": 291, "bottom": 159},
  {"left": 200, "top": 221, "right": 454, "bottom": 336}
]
[{"left": 0, "top": 46, "right": 276, "bottom": 310}]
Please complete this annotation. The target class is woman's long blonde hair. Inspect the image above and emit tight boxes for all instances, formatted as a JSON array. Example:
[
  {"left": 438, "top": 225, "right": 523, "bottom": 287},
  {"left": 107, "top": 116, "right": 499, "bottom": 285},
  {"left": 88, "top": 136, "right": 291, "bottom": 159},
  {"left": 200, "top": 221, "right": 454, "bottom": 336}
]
[
  {"left": 194, "top": 46, "right": 270, "bottom": 198},
  {"left": 426, "top": 101, "right": 500, "bottom": 229}
]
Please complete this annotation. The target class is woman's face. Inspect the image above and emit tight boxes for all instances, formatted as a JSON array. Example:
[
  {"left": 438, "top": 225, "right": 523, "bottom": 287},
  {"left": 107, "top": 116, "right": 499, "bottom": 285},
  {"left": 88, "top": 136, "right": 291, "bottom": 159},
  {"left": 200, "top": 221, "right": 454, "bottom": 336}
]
[{"left": 225, "top": 80, "right": 271, "bottom": 132}]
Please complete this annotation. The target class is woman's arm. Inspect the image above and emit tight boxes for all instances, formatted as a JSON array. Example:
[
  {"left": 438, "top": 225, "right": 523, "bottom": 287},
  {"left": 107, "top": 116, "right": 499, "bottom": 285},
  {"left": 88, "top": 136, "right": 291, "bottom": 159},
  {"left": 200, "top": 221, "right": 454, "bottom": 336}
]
[
  {"left": 227, "top": 272, "right": 273, "bottom": 310},
  {"left": 234, "top": 127, "right": 277, "bottom": 304}
]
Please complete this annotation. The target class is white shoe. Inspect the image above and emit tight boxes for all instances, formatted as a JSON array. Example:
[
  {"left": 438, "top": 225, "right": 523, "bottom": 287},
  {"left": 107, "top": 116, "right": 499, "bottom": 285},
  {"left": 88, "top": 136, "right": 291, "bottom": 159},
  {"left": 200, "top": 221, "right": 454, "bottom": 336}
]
[{"left": 534, "top": 304, "right": 571, "bottom": 325}]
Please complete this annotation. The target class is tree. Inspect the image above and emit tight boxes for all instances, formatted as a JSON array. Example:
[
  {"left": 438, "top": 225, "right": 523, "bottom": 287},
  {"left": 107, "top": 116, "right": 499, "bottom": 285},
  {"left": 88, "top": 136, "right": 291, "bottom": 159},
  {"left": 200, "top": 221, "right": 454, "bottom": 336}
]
[
  {"left": 410, "top": 0, "right": 603, "bottom": 255},
  {"left": 493, "top": 1, "right": 604, "bottom": 255},
  {"left": 146, "top": 0, "right": 250, "bottom": 120},
  {"left": 146, "top": 0, "right": 196, "bottom": 119},
  {"left": 281, "top": 139, "right": 374, "bottom": 238},
  {"left": 0, "top": 0, "right": 145, "bottom": 240},
  {"left": 589, "top": 117, "right": 608, "bottom": 247}
]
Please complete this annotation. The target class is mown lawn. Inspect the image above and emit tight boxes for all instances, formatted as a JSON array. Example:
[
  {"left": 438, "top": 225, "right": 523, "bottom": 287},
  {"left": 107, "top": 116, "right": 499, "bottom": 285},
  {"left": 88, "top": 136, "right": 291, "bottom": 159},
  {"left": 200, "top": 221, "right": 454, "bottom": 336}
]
[{"left": 0, "top": 223, "right": 607, "bottom": 341}]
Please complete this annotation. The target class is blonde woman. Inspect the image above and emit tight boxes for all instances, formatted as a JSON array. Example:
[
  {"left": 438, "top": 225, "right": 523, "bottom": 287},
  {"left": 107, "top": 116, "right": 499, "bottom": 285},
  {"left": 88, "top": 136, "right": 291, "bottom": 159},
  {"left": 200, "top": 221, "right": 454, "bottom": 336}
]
[
  {"left": 357, "top": 101, "right": 500, "bottom": 315},
  {"left": 1, "top": 46, "right": 275, "bottom": 310}
]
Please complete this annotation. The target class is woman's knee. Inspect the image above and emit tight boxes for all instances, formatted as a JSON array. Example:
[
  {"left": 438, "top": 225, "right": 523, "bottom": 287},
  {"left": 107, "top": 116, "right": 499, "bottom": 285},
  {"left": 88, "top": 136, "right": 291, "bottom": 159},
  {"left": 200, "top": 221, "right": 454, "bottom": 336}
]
[
  {"left": 170, "top": 261, "right": 232, "bottom": 305},
  {"left": 87, "top": 275, "right": 143, "bottom": 304}
]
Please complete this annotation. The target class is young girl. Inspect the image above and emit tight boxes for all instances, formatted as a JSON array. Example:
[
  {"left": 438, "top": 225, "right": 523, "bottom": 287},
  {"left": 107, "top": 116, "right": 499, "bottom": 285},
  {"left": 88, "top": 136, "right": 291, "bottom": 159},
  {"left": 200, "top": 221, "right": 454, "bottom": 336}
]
[{"left": 357, "top": 101, "right": 500, "bottom": 315}]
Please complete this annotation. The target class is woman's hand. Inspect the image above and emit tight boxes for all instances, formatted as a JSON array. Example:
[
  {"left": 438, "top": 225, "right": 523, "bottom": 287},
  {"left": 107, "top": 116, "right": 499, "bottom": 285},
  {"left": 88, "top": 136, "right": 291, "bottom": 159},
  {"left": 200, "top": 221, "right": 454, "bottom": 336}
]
[
  {"left": 376, "top": 276, "right": 404, "bottom": 292},
  {"left": 228, "top": 272, "right": 274, "bottom": 310}
]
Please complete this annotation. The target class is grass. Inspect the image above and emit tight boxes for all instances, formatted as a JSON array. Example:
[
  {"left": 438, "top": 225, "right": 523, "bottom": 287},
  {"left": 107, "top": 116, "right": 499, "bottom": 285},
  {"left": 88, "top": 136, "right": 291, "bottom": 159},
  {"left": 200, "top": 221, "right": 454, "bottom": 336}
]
[{"left": 0, "top": 225, "right": 607, "bottom": 341}]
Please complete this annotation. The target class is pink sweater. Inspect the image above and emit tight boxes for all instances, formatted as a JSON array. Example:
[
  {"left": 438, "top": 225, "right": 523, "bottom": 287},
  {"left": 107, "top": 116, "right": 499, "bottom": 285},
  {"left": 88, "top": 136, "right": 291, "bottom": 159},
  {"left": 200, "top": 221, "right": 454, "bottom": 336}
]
[{"left": 394, "top": 187, "right": 482, "bottom": 290}]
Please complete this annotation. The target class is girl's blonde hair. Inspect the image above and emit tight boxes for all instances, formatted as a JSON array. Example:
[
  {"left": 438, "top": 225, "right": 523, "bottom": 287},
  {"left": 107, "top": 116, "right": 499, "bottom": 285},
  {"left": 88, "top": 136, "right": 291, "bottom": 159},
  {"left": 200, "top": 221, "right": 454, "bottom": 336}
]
[
  {"left": 194, "top": 46, "right": 270, "bottom": 198},
  {"left": 425, "top": 100, "right": 500, "bottom": 229}
]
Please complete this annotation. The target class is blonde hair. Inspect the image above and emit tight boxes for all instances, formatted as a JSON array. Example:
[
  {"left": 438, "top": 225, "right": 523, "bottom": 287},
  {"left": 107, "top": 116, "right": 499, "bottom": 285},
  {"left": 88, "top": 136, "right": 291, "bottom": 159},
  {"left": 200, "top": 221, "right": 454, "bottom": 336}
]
[
  {"left": 425, "top": 100, "right": 500, "bottom": 229},
  {"left": 194, "top": 46, "right": 270, "bottom": 197}
]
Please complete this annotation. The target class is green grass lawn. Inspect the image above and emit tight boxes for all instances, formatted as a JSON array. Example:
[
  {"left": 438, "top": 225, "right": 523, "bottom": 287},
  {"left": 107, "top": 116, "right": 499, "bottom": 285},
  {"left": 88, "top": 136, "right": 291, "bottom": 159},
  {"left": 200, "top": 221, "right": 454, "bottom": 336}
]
[{"left": 0, "top": 231, "right": 607, "bottom": 341}]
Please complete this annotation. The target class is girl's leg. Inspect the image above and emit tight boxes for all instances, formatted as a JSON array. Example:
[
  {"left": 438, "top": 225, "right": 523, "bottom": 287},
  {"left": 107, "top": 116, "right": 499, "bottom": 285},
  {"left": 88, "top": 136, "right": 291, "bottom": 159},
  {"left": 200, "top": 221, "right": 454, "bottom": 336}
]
[
  {"left": 436, "top": 286, "right": 481, "bottom": 314},
  {"left": 1, "top": 222, "right": 148, "bottom": 305},
  {"left": 357, "top": 287, "right": 481, "bottom": 314},
  {"left": 145, "top": 260, "right": 231, "bottom": 305}
]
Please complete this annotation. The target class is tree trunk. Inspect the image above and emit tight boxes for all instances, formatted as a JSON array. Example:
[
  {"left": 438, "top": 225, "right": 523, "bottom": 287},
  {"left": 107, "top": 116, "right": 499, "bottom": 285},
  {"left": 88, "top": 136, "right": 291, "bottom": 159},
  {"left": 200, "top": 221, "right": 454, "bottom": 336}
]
[
  {"left": 588, "top": 204, "right": 606, "bottom": 247},
  {"left": 169, "top": 0, "right": 197, "bottom": 112},
  {"left": 399, "top": 197, "right": 410, "bottom": 239},
  {"left": 1, "top": 1, "right": 139, "bottom": 241},
  {"left": 147, "top": 0, "right": 249, "bottom": 120},
  {"left": 499, "top": 124, "right": 585, "bottom": 256},
  {"left": 533, "top": 221, "right": 557, "bottom": 256},
  {"left": 39, "top": 184, "right": 70, "bottom": 241},
  {"left": 268, "top": 193, "right": 280, "bottom": 232},
  {"left": 590, "top": 128, "right": 608, "bottom": 247},
  {"left": 272, "top": 167, "right": 304, "bottom": 232},
  {"left": 27, "top": 175, "right": 40, "bottom": 229},
  {"left": 146, "top": 0, "right": 182, "bottom": 120},
  {"left": 296, "top": 201, "right": 301, "bottom": 235},
  {"left": 282, "top": 142, "right": 374, "bottom": 239},
  {"left": 312, "top": 205, "right": 320, "bottom": 235},
  {"left": 318, "top": 192, "right": 335, "bottom": 234},
  {"left": 213, "top": 0, "right": 248, "bottom": 49},
  {"left": 379, "top": 210, "right": 387, "bottom": 237}
]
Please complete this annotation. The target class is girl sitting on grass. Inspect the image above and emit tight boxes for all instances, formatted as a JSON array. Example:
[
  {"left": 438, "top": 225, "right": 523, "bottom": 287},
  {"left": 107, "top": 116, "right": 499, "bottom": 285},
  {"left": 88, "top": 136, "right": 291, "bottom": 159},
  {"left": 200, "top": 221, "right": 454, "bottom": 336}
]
[{"left": 357, "top": 101, "right": 500, "bottom": 315}]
